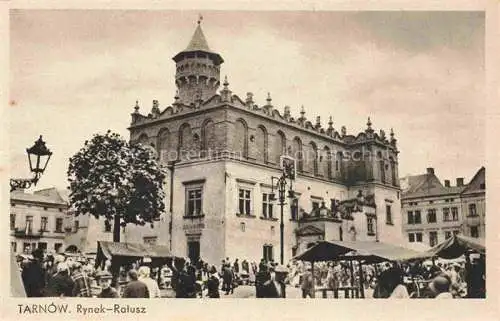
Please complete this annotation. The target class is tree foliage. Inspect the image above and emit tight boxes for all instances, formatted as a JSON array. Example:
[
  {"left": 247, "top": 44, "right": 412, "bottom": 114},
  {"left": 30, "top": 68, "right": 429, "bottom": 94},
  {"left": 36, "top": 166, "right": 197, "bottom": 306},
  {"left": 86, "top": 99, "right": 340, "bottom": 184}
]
[{"left": 67, "top": 131, "right": 166, "bottom": 228}]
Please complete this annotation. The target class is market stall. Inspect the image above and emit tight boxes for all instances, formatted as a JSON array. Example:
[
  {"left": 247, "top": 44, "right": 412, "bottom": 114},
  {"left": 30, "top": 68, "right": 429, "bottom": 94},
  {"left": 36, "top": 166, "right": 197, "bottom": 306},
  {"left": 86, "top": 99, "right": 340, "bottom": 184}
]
[
  {"left": 95, "top": 241, "right": 173, "bottom": 269},
  {"left": 293, "top": 240, "right": 422, "bottom": 298}
]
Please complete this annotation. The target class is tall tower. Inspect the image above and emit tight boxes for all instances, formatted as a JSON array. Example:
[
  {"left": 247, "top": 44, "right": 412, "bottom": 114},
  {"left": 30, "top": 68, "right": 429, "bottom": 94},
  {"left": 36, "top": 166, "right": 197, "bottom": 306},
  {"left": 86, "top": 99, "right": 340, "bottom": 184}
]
[{"left": 172, "top": 20, "right": 224, "bottom": 105}]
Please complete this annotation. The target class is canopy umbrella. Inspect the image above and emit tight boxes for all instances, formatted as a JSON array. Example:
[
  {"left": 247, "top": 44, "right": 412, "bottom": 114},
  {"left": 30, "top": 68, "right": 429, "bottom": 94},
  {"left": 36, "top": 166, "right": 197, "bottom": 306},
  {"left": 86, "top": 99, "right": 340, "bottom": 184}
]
[
  {"left": 422, "top": 234, "right": 485, "bottom": 259},
  {"left": 293, "top": 240, "right": 423, "bottom": 263}
]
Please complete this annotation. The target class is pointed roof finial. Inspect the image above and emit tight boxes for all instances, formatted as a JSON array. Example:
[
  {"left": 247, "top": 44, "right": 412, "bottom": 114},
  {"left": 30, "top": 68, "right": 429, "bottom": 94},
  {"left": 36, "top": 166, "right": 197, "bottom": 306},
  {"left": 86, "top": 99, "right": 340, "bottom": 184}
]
[
  {"left": 198, "top": 14, "right": 203, "bottom": 25},
  {"left": 367, "top": 116, "right": 372, "bottom": 129},
  {"left": 134, "top": 100, "right": 140, "bottom": 113},
  {"left": 266, "top": 92, "right": 272, "bottom": 105},
  {"left": 300, "top": 105, "right": 305, "bottom": 116},
  {"left": 390, "top": 127, "right": 394, "bottom": 138},
  {"left": 223, "top": 75, "right": 229, "bottom": 88},
  {"left": 328, "top": 116, "right": 333, "bottom": 128}
]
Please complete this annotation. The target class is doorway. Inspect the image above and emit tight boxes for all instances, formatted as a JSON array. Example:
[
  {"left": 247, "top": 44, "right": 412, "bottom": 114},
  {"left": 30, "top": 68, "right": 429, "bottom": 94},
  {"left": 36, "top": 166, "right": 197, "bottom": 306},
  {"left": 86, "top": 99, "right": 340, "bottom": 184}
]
[{"left": 187, "top": 241, "right": 200, "bottom": 264}]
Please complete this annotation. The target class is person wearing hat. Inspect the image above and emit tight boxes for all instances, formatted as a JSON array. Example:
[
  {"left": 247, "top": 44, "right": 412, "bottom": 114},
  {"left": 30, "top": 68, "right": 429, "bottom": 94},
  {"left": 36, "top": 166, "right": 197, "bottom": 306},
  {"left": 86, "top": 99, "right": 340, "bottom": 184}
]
[
  {"left": 122, "top": 269, "right": 150, "bottom": 298},
  {"left": 46, "top": 262, "right": 74, "bottom": 297},
  {"left": 71, "top": 261, "right": 92, "bottom": 297},
  {"left": 21, "top": 248, "right": 46, "bottom": 297},
  {"left": 262, "top": 265, "right": 288, "bottom": 298},
  {"left": 96, "top": 270, "right": 119, "bottom": 298},
  {"left": 255, "top": 262, "right": 270, "bottom": 298},
  {"left": 206, "top": 266, "right": 220, "bottom": 298},
  {"left": 429, "top": 275, "right": 453, "bottom": 299}
]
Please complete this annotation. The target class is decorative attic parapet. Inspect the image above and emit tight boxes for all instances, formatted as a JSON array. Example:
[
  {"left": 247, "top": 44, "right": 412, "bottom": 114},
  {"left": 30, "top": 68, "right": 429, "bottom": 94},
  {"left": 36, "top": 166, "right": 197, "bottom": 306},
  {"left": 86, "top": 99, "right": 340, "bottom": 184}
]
[{"left": 128, "top": 88, "right": 398, "bottom": 152}]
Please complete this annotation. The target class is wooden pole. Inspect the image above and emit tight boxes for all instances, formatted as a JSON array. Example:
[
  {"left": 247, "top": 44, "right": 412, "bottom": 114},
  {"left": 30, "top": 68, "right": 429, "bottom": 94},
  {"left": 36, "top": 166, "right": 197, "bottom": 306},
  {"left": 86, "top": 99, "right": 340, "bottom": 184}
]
[
  {"left": 358, "top": 260, "right": 365, "bottom": 298},
  {"left": 311, "top": 261, "right": 315, "bottom": 298}
]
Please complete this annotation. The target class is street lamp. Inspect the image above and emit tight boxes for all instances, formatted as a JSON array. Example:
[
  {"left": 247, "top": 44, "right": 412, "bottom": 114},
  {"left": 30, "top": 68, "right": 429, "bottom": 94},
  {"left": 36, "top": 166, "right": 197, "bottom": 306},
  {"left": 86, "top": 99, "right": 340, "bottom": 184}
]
[
  {"left": 10, "top": 135, "right": 52, "bottom": 192},
  {"left": 270, "top": 156, "right": 296, "bottom": 265}
]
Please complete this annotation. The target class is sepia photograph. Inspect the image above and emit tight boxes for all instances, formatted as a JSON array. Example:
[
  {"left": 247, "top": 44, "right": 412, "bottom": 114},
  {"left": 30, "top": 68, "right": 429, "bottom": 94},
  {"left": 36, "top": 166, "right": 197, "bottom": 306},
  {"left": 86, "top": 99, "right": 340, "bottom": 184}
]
[{"left": 8, "top": 8, "right": 487, "bottom": 303}]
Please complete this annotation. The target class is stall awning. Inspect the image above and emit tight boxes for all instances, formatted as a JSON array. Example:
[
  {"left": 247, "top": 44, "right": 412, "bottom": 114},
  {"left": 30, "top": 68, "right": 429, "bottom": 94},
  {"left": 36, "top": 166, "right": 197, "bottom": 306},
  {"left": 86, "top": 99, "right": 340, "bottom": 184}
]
[
  {"left": 293, "top": 240, "right": 423, "bottom": 263},
  {"left": 95, "top": 241, "right": 173, "bottom": 267},
  {"left": 421, "top": 234, "right": 485, "bottom": 259}
]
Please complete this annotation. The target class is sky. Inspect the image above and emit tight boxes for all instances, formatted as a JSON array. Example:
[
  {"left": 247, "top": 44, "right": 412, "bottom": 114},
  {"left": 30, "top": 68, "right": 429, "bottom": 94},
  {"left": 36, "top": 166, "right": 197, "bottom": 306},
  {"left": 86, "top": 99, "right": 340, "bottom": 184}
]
[{"left": 9, "top": 10, "right": 485, "bottom": 191}]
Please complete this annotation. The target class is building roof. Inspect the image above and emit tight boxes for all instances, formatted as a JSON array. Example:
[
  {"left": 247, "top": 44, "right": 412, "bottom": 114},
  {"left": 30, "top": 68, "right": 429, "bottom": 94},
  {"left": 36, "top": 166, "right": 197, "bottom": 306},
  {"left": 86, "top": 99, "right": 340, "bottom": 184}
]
[
  {"left": 402, "top": 172, "right": 466, "bottom": 199},
  {"left": 172, "top": 23, "right": 224, "bottom": 65},
  {"left": 11, "top": 187, "right": 68, "bottom": 206},
  {"left": 185, "top": 24, "right": 211, "bottom": 52},
  {"left": 461, "top": 167, "right": 485, "bottom": 196}
]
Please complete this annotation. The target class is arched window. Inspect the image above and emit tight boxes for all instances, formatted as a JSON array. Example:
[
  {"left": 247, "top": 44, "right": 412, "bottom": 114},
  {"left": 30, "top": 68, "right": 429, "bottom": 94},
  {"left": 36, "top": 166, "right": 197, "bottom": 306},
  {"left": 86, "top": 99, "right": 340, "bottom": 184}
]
[
  {"left": 178, "top": 123, "right": 193, "bottom": 159},
  {"left": 292, "top": 137, "right": 303, "bottom": 173},
  {"left": 335, "top": 151, "right": 343, "bottom": 175},
  {"left": 234, "top": 119, "right": 248, "bottom": 158},
  {"left": 275, "top": 130, "right": 286, "bottom": 163},
  {"left": 377, "top": 151, "right": 385, "bottom": 183},
  {"left": 389, "top": 157, "right": 397, "bottom": 186},
  {"left": 157, "top": 128, "right": 170, "bottom": 162},
  {"left": 255, "top": 125, "right": 268, "bottom": 163},
  {"left": 309, "top": 142, "right": 318, "bottom": 175},
  {"left": 322, "top": 146, "right": 332, "bottom": 179},
  {"left": 201, "top": 119, "right": 215, "bottom": 158},
  {"left": 137, "top": 133, "right": 148, "bottom": 146}
]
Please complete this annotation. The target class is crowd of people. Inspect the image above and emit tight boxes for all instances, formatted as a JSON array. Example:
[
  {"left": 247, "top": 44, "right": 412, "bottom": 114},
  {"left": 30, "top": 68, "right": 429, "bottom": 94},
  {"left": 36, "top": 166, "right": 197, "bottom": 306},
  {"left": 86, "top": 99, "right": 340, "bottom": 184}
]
[{"left": 17, "top": 248, "right": 485, "bottom": 299}]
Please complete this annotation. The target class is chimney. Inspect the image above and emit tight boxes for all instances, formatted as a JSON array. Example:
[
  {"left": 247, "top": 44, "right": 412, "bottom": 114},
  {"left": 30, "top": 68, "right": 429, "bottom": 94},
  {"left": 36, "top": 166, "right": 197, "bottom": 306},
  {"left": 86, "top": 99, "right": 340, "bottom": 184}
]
[
  {"left": 444, "top": 180, "right": 450, "bottom": 187},
  {"left": 426, "top": 167, "right": 434, "bottom": 175},
  {"left": 456, "top": 178, "right": 464, "bottom": 187}
]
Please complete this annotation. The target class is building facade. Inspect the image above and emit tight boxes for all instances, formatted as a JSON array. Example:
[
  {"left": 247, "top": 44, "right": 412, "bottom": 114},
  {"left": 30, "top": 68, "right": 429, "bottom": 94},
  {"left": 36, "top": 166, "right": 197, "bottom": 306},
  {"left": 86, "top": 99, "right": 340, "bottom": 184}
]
[
  {"left": 10, "top": 188, "right": 69, "bottom": 255},
  {"left": 460, "top": 167, "right": 485, "bottom": 238},
  {"left": 125, "top": 22, "right": 403, "bottom": 266},
  {"left": 400, "top": 167, "right": 485, "bottom": 247}
]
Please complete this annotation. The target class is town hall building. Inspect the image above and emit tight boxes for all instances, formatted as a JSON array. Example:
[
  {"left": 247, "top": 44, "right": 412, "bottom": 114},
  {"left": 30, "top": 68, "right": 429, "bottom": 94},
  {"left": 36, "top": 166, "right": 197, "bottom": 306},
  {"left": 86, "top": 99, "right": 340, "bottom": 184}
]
[{"left": 126, "top": 21, "right": 403, "bottom": 265}]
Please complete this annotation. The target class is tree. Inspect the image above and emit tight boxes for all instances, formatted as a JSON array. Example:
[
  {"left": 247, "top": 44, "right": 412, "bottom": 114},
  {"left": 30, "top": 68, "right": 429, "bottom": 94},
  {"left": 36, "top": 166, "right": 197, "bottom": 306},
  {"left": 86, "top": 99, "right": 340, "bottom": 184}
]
[{"left": 67, "top": 130, "right": 166, "bottom": 243}]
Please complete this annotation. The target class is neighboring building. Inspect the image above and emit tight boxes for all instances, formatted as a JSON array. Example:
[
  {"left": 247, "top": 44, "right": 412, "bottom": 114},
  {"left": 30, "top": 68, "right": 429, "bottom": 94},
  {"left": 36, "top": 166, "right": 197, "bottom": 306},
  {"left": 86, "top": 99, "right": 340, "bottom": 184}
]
[
  {"left": 64, "top": 212, "right": 168, "bottom": 254},
  {"left": 10, "top": 188, "right": 68, "bottom": 255},
  {"left": 401, "top": 167, "right": 485, "bottom": 247},
  {"left": 124, "top": 21, "right": 403, "bottom": 266},
  {"left": 460, "top": 167, "right": 485, "bottom": 238}
]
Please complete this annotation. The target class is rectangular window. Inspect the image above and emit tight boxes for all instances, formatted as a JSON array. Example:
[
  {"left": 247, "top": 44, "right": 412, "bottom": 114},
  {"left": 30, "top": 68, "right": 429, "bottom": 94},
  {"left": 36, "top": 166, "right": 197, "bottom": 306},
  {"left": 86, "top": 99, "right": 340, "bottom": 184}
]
[
  {"left": 10, "top": 214, "right": 15, "bottom": 230},
  {"left": 427, "top": 209, "right": 437, "bottom": 223},
  {"left": 312, "top": 201, "right": 320, "bottom": 210},
  {"left": 414, "top": 210, "right": 422, "bottom": 224},
  {"left": 74, "top": 220, "right": 79, "bottom": 232},
  {"left": 429, "top": 231, "right": 438, "bottom": 247},
  {"left": 104, "top": 220, "right": 112, "bottom": 232},
  {"left": 470, "top": 226, "right": 479, "bottom": 238},
  {"left": 11, "top": 242, "right": 17, "bottom": 253},
  {"left": 407, "top": 211, "right": 414, "bottom": 224},
  {"left": 263, "top": 244, "right": 273, "bottom": 262},
  {"left": 453, "top": 230, "right": 460, "bottom": 236},
  {"left": 451, "top": 207, "right": 459, "bottom": 221},
  {"left": 408, "top": 233, "right": 415, "bottom": 243},
  {"left": 445, "top": 231, "right": 452, "bottom": 239},
  {"left": 239, "top": 188, "right": 252, "bottom": 215},
  {"left": 186, "top": 187, "right": 203, "bottom": 217},
  {"left": 40, "top": 217, "right": 48, "bottom": 231},
  {"left": 416, "top": 233, "right": 423, "bottom": 242},
  {"left": 367, "top": 217, "right": 375, "bottom": 235},
  {"left": 385, "top": 205, "right": 393, "bottom": 225},
  {"left": 23, "top": 243, "right": 31, "bottom": 253},
  {"left": 468, "top": 204, "right": 477, "bottom": 217},
  {"left": 143, "top": 236, "right": 158, "bottom": 246},
  {"left": 55, "top": 218, "right": 63, "bottom": 233},
  {"left": 443, "top": 208, "right": 450, "bottom": 222},
  {"left": 38, "top": 242, "right": 47, "bottom": 252},
  {"left": 262, "top": 193, "right": 274, "bottom": 218},
  {"left": 25, "top": 216, "right": 33, "bottom": 234},
  {"left": 54, "top": 243, "right": 63, "bottom": 253}
]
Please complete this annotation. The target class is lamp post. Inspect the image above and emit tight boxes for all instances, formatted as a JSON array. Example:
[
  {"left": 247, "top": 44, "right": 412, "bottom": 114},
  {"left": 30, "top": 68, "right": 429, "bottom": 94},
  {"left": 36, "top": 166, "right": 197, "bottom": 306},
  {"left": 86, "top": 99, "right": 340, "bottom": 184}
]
[
  {"left": 270, "top": 156, "right": 296, "bottom": 265},
  {"left": 10, "top": 136, "right": 52, "bottom": 192},
  {"left": 167, "top": 159, "right": 180, "bottom": 251}
]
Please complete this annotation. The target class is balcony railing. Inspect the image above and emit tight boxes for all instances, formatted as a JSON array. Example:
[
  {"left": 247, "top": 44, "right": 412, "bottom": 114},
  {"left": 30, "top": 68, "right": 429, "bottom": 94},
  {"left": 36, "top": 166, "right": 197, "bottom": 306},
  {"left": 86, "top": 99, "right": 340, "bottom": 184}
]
[{"left": 13, "top": 228, "right": 44, "bottom": 238}]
